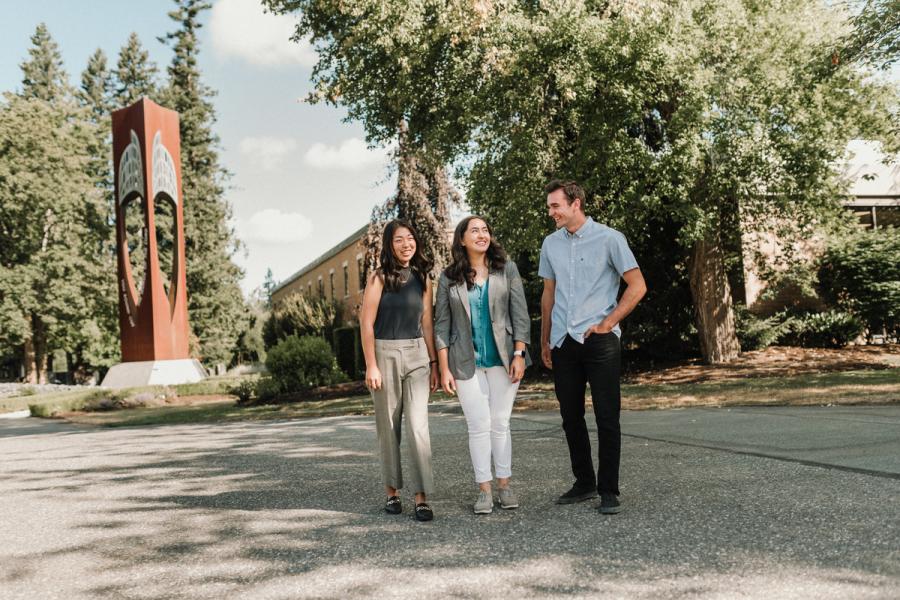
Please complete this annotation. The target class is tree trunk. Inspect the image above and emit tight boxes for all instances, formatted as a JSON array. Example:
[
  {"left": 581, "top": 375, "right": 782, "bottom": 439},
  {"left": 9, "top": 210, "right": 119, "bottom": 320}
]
[
  {"left": 689, "top": 237, "right": 741, "bottom": 364},
  {"left": 23, "top": 337, "right": 37, "bottom": 384},
  {"left": 28, "top": 314, "right": 49, "bottom": 384}
]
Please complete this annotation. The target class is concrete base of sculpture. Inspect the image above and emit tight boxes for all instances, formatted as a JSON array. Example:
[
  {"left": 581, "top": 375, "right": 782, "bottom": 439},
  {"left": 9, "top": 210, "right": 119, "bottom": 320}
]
[{"left": 101, "top": 359, "right": 207, "bottom": 389}]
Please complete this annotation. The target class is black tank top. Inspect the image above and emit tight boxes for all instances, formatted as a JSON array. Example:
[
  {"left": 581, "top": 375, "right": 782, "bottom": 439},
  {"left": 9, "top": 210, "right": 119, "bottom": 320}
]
[{"left": 374, "top": 268, "right": 425, "bottom": 340}]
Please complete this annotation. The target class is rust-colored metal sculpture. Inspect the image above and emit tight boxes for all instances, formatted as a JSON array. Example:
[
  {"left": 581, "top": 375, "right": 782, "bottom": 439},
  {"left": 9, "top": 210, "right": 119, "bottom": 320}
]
[{"left": 102, "top": 98, "right": 204, "bottom": 387}]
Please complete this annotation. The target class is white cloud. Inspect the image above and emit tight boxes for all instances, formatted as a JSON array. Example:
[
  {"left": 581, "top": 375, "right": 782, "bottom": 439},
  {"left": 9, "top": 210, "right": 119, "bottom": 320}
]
[
  {"left": 238, "top": 208, "right": 313, "bottom": 245},
  {"left": 303, "top": 138, "right": 393, "bottom": 171},
  {"left": 210, "top": 0, "right": 316, "bottom": 67},
  {"left": 239, "top": 136, "right": 298, "bottom": 171}
]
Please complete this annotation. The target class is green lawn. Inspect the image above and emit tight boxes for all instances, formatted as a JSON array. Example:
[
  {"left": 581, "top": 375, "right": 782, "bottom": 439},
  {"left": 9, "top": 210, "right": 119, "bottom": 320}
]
[{"left": 19, "top": 368, "right": 899, "bottom": 428}]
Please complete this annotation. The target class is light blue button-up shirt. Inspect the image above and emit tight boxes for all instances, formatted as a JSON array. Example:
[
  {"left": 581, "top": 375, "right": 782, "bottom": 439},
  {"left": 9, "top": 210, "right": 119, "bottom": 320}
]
[{"left": 538, "top": 217, "right": 639, "bottom": 348}]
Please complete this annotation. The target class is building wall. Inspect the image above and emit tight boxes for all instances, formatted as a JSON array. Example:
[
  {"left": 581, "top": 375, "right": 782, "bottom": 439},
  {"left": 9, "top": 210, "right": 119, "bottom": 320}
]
[{"left": 271, "top": 233, "right": 368, "bottom": 322}]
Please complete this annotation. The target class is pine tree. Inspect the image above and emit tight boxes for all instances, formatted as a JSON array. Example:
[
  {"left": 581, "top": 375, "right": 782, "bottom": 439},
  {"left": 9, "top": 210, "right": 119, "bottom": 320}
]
[
  {"left": 20, "top": 23, "right": 70, "bottom": 102},
  {"left": 80, "top": 49, "right": 115, "bottom": 119},
  {"left": 114, "top": 32, "right": 160, "bottom": 107},
  {"left": 76, "top": 49, "right": 121, "bottom": 378},
  {"left": 1, "top": 26, "right": 107, "bottom": 383},
  {"left": 159, "top": 0, "right": 247, "bottom": 368}
]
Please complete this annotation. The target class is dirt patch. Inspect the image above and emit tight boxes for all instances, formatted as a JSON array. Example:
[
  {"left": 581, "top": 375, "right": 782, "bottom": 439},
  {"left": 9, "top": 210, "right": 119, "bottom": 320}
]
[{"left": 624, "top": 345, "right": 900, "bottom": 385}]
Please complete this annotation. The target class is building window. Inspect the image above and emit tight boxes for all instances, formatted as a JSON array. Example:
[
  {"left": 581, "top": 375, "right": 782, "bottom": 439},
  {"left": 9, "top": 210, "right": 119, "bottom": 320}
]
[
  {"left": 329, "top": 270, "right": 335, "bottom": 300},
  {"left": 343, "top": 263, "right": 350, "bottom": 297},
  {"left": 317, "top": 277, "right": 324, "bottom": 298},
  {"left": 357, "top": 256, "right": 366, "bottom": 289},
  {"left": 307, "top": 281, "right": 312, "bottom": 297}
]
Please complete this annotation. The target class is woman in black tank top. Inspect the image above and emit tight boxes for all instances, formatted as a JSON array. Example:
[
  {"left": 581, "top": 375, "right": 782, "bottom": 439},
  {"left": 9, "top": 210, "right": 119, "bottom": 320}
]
[{"left": 360, "top": 220, "right": 439, "bottom": 522}]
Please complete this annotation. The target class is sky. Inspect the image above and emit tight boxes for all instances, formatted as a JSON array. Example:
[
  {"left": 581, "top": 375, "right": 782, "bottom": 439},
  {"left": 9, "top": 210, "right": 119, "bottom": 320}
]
[
  {"left": 2, "top": 1, "right": 897, "bottom": 297},
  {"left": 0, "top": 0, "right": 397, "bottom": 296}
]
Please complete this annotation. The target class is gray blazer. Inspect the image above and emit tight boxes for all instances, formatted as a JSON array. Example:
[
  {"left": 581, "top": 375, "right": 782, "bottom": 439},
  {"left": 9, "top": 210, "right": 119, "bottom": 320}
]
[{"left": 433, "top": 260, "right": 532, "bottom": 380}]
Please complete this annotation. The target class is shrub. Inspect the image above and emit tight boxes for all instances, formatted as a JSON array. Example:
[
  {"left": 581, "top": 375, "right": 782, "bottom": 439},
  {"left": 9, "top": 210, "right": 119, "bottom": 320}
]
[
  {"left": 262, "top": 295, "right": 343, "bottom": 350},
  {"left": 254, "top": 377, "right": 283, "bottom": 403},
  {"left": 229, "top": 380, "right": 256, "bottom": 405},
  {"left": 265, "top": 335, "right": 348, "bottom": 394},
  {"left": 819, "top": 228, "right": 900, "bottom": 340},
  {"left": 783, "top": 310, "right": 865, "bottom": 348},
  {"left": 733, "top": 304, "right": 793, "bottom": 351}
]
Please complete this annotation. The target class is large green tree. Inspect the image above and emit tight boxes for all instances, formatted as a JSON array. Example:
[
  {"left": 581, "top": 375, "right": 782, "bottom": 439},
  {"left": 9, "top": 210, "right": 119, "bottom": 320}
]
[
  {"left": 363, "top": 123, "right": 459, "bottom": 280},
  {"left": 268, "top": 0, "right": 898, "bottom": 363},
  {"left": 159, "top": 0, "right": 247, "bottom": 367},
  {"left": 0, "top": 25, "right": 108, "bottom": 382}
]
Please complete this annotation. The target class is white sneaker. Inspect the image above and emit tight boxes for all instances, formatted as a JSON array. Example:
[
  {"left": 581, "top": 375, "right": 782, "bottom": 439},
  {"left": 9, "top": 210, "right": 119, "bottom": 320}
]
[{"left": 473, "top": 490, "right": 493, "bottom": 514}]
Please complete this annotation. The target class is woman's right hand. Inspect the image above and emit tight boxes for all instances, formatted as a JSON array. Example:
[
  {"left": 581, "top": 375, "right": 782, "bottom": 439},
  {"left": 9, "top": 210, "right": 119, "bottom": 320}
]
[
  {"left": 366, "top": 365, "right": 383, "bottom": 391},
  {"left": 440, "top": 368, "right": 456, "bottom": 396}
]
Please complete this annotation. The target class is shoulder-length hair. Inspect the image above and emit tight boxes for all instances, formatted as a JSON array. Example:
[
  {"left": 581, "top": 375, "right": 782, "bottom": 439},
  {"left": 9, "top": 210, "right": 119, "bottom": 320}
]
[
  {"left": 378, "top": 219, "right": 433, "bottom": 292},
  {"left": 445, "top": 215, "right": 507, "bottom": 289}
]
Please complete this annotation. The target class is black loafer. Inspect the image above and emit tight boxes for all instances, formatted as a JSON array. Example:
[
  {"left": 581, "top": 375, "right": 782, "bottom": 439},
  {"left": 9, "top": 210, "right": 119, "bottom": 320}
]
[
  {"left": 556, "top": 484, "right": 598, "bottom": 505},
  {"left": 384, "top": 495, "right": 402, "bottom": 515},
  {"left": 414, "top": 502, "right": 434, "bottom": 522},
  {"left": 597, "top": 493, "right": 621, "bottom": 515}
]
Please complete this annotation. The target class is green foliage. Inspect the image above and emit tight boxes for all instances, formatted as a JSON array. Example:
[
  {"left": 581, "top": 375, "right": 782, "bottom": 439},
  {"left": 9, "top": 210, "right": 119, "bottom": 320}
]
[
  {"left": 0, "top": 83, "right": 109, "bottom": 381},
  {"left": 818, "top": 228, "right": 900, "bottom": 339},
  {"left": 262, "top": 294, "right": 341, "bottom": 349},
  {"left": 783, "top": 310, "right": 866, "bottom": 348},
  {"left": 733, "top": 304, "right": 792, "bottom": 352},
  {"left": 253, "top": 377, "right": 283, "bottom": 404},
  {"left": 115, "top": 33, "right": 160, "bottom": 107},
  {"left": 230, "top": 379, "right": 256, "bottom": 405},
  {"left": 232, "top": 298, "right": 267, "bottom": 367},
  {"left": 842, "top": 0, "right": 900, "bottom": 69},
  {"left": 20, "top": 23, "right": 71, "bottom": 102},
  {"left": 265, "top": 335, "right": 348, "bottom": 394},
  {"left": 267, "top": 0, "right": 899, "bottom": 358}
]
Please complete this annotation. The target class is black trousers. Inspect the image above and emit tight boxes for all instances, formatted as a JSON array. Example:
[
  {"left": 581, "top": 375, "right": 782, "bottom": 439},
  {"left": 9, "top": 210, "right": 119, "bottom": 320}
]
[{"left": 551, "top": 333, "right": 621, "bottom": 495}]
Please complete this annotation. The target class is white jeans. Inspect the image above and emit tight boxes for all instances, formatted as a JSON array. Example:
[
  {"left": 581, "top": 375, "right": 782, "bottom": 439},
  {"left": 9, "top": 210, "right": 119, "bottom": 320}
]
[{"left": 455, "top": 366, "right": 520, "bottom": 484}]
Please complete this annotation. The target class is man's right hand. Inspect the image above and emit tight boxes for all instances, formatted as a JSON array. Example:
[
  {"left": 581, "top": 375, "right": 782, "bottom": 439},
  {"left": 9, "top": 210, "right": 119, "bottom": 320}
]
[{"left": 541, "top": 343, "right": 553, "bottom": 369}]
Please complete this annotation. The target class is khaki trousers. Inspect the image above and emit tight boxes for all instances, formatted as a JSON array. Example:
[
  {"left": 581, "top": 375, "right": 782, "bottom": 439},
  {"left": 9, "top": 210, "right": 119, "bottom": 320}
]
[{"left": 371, "top": 338, "right": 434, "bottom": 495}]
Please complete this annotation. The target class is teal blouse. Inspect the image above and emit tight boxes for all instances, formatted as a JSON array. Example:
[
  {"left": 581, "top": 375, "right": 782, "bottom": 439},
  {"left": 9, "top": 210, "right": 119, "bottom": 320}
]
[{"left": 468, "top": 279, "right": 504, "bottom": 368}]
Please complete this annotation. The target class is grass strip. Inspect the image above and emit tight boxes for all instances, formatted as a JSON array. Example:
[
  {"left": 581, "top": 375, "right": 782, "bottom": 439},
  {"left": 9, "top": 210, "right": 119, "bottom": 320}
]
[{"left": 48, "top": 368, "right": 900, "bottom": 428}]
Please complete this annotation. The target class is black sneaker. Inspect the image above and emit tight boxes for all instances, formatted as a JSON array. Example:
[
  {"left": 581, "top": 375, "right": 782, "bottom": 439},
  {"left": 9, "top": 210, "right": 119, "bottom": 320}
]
[
  {"left": 556, "top": 484, "right": 598, "bottom": 505},
  {"left": 597, "top": 493, "right": 621, "bottom": 514},
  {"left": 384, "top": 495, "right": 402, "bottom": 515},
  {"left": 414, "top": 502, "right": 434, "bottom": 522}
]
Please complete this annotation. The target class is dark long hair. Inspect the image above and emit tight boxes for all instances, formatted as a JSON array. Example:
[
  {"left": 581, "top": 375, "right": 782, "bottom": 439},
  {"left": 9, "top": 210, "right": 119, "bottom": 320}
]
[
  {"left": 378, "top": 219, "right": 433, "bottom": 292},
  {"left": 445, "top": 215, "right": 507, "bottom": 289}
]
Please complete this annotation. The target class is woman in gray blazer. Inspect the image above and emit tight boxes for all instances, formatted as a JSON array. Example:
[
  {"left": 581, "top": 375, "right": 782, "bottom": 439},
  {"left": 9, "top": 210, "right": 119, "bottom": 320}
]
[{"left": 434, "top": 216, "right": 532, "bottom": 514}]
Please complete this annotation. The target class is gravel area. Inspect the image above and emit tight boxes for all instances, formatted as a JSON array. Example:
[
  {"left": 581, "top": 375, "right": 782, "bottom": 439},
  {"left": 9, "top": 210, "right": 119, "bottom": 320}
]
[{"left": 1, "top": 406, "right": 898, "bottom": 599}]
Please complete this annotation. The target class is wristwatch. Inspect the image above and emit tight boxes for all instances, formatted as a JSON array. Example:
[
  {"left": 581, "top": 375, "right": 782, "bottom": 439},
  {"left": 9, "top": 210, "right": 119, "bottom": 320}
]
[{"left": 513, "top": 350, "right": 526, "bottom": 358}]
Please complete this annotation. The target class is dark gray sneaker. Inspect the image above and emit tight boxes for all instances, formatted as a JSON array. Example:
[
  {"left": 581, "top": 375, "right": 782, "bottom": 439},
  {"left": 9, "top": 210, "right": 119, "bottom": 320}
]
[
  {"left": 474, "top": 490, "right": 493, "bottom": 514},
  {"left": 556, "top": 485, "right": 598, "bottom": 505},
  {"left": 498, "top": 486, "right": 519, "bottom": 510},
  {"left": 597, "top": 493, "right": 621, "bottom": 514}
]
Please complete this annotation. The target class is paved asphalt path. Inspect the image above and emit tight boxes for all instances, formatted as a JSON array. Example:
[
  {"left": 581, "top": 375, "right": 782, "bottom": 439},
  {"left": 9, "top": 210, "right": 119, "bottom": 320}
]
[{"left": 1, "top": 404, "right": 898, "bottom": 599}]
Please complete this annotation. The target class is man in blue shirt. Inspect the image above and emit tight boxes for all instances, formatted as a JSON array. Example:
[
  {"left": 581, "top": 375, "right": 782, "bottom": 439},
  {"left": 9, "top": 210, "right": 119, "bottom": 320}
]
[{"left": 538, "top": 180, "right": 647, "bottom": 514}]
